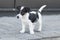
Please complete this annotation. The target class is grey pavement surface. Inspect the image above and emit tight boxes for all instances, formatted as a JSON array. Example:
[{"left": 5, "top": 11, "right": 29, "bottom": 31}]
[{"left": 0, "top": 12, "right": 60, "bottom": 40}]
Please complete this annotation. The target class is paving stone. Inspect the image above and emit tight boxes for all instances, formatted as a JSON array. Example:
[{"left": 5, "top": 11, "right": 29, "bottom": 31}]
[{"left": 0, "top": 12, "right": 60, "bottom": 40}]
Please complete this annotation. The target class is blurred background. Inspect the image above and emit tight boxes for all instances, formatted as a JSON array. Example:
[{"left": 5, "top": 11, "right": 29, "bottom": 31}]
[{"left": 0, "top": 0, "right": 60, "bottom": 11}]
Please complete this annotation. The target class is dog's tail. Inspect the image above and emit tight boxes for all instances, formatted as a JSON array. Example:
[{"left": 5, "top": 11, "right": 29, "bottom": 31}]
[
  {"left": 37, "top": 5, "right": 46, "bottom": 31},
  {"left": 38, "top": 5, "right": 47, "bottom": 13}
]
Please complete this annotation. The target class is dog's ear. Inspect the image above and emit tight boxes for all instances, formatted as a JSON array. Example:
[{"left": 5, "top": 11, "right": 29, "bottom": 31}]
[
  {"left": 16, "top": 6, "right": 21, "bottom": 14},
  {"left": 16, "top": 6, "right": 21, "bottom": 11},
  {"left": 24, "top": 7, "right": 30, "bottom": 12}
]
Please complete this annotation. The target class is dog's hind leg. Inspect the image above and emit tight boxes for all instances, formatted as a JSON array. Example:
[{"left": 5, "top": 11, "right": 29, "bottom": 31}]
[
  {"left": 38, "top": 14, "right": 42, "bottom": 32},
  {"left": 38, "top": 20, "right": 42, "bottom": 32}
]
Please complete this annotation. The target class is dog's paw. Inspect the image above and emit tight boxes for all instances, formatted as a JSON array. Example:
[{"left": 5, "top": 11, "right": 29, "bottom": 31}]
[
  {"left": 20, "top": 30, "right": 25, "bottom": 33},
  {"left": 38, "top": 29, "right": 41, "bottom": 32},
  {"left": 30, "top": 32, "right": 34, "bottom": 34}
]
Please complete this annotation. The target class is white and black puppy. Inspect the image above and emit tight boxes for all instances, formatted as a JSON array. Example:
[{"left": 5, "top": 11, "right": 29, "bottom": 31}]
[{"left": 17, "top": 5, "right": 46, "bottom": 34}]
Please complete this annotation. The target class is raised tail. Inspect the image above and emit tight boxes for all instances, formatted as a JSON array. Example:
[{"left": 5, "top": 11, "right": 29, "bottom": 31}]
[{"left": 38, "top": 5, "right": 47, "bottom": 12}]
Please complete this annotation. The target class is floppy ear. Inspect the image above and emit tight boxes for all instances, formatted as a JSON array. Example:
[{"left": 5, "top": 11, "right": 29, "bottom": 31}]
[
  {"left": 16, "top": 6, "right": 21, "bottom": 11},
  {"left": 16, "top": 6, "right": 21, "bottom": 14},
  {"left": 25, "top": 7, "right": 30, "bottom": 12}
]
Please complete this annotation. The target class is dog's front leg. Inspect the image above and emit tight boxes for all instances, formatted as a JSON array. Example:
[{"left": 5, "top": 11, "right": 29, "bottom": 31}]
[
  {"left": 28, "top": 21, "right": 35, "bottom": 34},
  {"left": 20, "top": 22, "right": 25, "bottom": 33}
]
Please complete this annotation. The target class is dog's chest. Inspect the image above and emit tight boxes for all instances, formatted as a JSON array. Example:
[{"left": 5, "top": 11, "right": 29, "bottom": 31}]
[
  {"left": 21, "top": 13, "right": 29, "bottom": 22},
  {"left": 22, "top": 16, "right": 27, "bottom": 22}
]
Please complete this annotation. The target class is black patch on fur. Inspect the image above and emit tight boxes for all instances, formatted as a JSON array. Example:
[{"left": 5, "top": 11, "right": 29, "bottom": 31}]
[
  {"left": 16, "top": 6, "right": 21, "bottom": 14},
  {"left": 17, "top": 6, "right": 21, "bottom": 11},
  {"left": 20, "top": 7, "right": 30, "bottom": 16},
  {"left": 29, "top": 12, "right": 39, "bottom": 23}
]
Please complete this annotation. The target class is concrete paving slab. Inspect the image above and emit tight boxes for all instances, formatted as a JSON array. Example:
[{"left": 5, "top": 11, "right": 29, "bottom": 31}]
[{"left": 0, "top": 12, "right": 60, "bottom": 40}]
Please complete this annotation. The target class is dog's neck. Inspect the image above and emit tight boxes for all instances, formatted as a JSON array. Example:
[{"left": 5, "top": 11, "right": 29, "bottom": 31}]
[{"left": 20, "top": 12, "right": 28, "bottom": 16}]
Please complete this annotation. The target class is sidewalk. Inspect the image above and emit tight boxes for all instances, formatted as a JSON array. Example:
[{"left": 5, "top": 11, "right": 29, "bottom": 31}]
[{"left": 0, "top": 12, "right": 60, "bottom": 40}]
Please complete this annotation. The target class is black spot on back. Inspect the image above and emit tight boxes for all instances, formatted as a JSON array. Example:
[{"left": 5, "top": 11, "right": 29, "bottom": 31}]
[{"left": 29, "top": 12, "right": 39, "bottom": 23}]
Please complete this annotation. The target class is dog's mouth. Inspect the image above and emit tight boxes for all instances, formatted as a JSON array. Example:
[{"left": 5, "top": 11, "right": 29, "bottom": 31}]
[{"left": 17, "top": 16, "right": 19, "bottom": 19}]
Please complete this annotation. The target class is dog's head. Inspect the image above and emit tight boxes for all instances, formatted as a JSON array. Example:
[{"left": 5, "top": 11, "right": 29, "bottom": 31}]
[
  {"left": 17, "top": 6, "right": 30, "bottom": 19},
  {"left": 20, "top": 6, "right": 30, "bottom": 16}
]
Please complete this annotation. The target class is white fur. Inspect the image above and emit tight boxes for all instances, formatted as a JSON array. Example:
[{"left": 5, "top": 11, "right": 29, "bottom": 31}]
[
  {"left": 30, "top": 11, "right": 36, "bottom": 14},
  {"left": 39, "top": 5, "right": 47, "bottom": 12},
  {"left": 20, "top": 6, "right": 24, "bottom": 10},
  {"left": 17, "top": 5, "right": 46, "bottom": 34}
]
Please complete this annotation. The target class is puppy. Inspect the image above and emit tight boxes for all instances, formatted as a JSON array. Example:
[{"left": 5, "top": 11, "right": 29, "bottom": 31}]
[{"left": 17, "top": 5, "right": 46, "bottom": 34}]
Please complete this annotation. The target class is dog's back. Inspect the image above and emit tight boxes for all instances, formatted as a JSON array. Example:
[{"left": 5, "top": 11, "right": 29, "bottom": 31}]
[{"left": 29, "top": 11, "right": 39, "bottom": 23}]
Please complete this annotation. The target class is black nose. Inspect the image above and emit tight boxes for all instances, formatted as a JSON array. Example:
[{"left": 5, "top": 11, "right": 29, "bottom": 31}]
[{"left": 17, "top": 16, "right": 19, "bottom": 19}]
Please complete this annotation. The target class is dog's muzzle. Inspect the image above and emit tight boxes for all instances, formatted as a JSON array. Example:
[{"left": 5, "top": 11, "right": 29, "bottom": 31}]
[{"left": 17, "top": 16, "right": 19, "bottom": 19}]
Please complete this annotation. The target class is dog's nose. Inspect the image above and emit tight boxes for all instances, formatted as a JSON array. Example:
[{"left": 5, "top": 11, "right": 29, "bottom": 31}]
[{"left": 17, "top": 16, "right": 19, "bottom": 19}]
